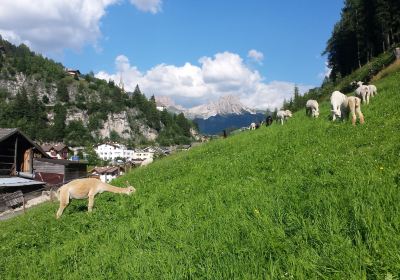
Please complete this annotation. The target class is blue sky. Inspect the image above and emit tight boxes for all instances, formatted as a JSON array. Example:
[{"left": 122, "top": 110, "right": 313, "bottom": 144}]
[{"left": 0, "top": 0, "right": 343, "bottom": 109}]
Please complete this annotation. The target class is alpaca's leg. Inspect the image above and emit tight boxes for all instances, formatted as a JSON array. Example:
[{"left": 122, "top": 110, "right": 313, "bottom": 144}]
[
  {"left": 351, "top": 112, "right": 357, "bottom": 126},
  {"left": 356, "top": 105, "right": 364, "bottom": 124},
  {"left": 88, "top": 195, "right": 95, "bottom": 212},
  {"left": 56, "top": 190, "right": 69, "bottom": 219}
]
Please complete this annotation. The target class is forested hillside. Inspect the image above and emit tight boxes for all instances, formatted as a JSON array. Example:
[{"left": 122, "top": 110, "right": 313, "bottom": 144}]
[
  {"left": 324, "top": 0, "right": 400, "bottom": 79},
  {"left": 0, "top": 37, "right": 196, "bottom": 147}
]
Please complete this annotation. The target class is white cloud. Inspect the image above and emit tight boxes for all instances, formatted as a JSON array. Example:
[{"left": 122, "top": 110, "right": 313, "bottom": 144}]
[
  {"left": 129, "top": 0, "right": 162, "bottom": 14},
  {"left": 247, "top": 49, "right": 264, "bottom": 64},
  {"left": 96, "top": 52, "right": 314, "bottom": 110},
  {"left": 318, "top": 61, "right": 332, "bottom": 79},
  {"left": 0, "top": 0, "right": 162, "bottom": 54}
]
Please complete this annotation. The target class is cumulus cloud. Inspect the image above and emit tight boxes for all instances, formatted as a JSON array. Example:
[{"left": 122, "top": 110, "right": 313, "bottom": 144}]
[
  {"left": 96, "top": 52, "right": 314, "bottom": 110},
  {"left": 247, "top": 49, "right": 264, "bottom": 64},
  {"left": 0, "top": 0, "right": 162, "bottom": 54},
  {"left": 129, "top": 0, "right": 162, "bottom": 14}
]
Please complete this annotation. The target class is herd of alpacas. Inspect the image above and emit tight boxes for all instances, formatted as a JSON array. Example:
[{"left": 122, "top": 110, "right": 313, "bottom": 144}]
[
  {"left": 250, "top": 80, "right": 377, "bottom": 129},
  {"left": 55, "top": 81, "right": 377, "bottom": 219}
]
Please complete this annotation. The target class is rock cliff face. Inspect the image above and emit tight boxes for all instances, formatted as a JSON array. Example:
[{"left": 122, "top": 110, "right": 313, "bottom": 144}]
[
  {"left": 0, "top": 72, "right": 159, "bottom": 142},
  {"left": 0, "top": 73, "right": 57, "bottom": 102}
]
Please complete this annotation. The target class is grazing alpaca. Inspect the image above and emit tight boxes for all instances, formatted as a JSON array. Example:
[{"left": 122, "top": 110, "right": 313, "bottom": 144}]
[
  {"left": 330, "top": 91, "right": 364, "bottom": 125},
  {"left": 56, "top": 178, "right": 136, "bottom": 219},
  {"left": 368, "top": 84, "right": 377, "bottom": 97},
  {"left": 305, "top": 99, "right": 319, "bottom": 118},
  {"left": 276, "top": 110, "right": 292, "bottom": 125},
  {"left": 249, "top": 122, "right": 256, "bottom": 130},
  {"left": 265, "top": 115, "right": 273, "bottom": 126},
  {"left": 355, "top": 81, "right": 370, "bottom": 104}
]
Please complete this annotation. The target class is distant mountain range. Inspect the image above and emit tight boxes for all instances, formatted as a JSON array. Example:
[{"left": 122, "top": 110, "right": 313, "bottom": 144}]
[
  {"left": 193, "top": 112, "right": 266, "bottom": 135},
  {"left": 156, "top": 95, "right": 266, "bottom": 135}
]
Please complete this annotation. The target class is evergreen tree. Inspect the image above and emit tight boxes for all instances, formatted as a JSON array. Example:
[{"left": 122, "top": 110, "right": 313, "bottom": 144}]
[{"left": 53, "top": 103, "right": 67, "bottom": 141}]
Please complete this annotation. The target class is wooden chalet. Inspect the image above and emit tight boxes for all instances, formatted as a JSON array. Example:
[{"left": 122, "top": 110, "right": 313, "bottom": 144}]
[
  {"left": 0, "top": 128, "right": 49, "bottom": 178},
  {"left": 33, "top": 158, "right": 88, "bottom": 187},
  {"left": 0, "top": 128, "right": 87, "bottom": 189},
  {"left": 65, "top": 68, "right": 81, "bottom": 77},
  {"left": 0, "top": 128, "right": 48, "bottom": 209}
]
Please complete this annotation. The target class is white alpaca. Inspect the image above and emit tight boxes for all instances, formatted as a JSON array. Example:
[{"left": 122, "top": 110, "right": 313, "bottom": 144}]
[
  {"left": 367, "top": 84, "right": 377, "bottom": 97},
  {"left": 355, "top": 81, "right": 370, "bottom": 104},
  {"left": 276, "top": 110, "right": 292, "bottom": 125},
  {"left": 330, "top": 91, "right": 364, "bottom": 125},
  {"left": 305, "top": 100, "right": 319, "bottom": 118},
  {"left": 249, "top": 122, "right": 256, "bottom": 130},
  {"left": 56, "top": 178, "right": 136, "bottom": 219}
]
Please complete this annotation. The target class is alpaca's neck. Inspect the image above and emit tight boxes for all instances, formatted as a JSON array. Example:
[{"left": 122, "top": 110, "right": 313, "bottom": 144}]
[{"left": 101, "top": 183, "right": 130, "bottom": 194}]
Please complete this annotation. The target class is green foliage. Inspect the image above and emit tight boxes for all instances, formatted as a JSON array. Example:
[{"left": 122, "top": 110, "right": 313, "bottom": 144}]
[
  {"left": 64, "top": 120, "right": 93, "bottom": 146},
  {"left": 56, "top": 78, "right": 71, "bottom": 102},
  {"left": 52, "top": 103, "right": 67, "bottom": 142},
  {"left": 324, "top": 0, "right": 400, "bottom": 78},
  {"left": 1, "top": 70, "right": 399, "bottom": 279}
]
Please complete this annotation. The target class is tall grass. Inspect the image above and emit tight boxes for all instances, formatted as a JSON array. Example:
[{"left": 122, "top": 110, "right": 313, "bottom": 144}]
[{"left": 1, "top": 70, "right": 399, "bottom": 279}]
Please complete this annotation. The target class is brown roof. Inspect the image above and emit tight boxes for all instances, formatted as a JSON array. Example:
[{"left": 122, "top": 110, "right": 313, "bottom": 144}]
[
  {"left": 41, "top": 143, "right": 68, "bottom": 152},
  {"left": 34, "top": 157, "right": 87, "bottom": 166},
  {"left": 0, "top": 128, "right": 49, "bottom": 158},
  {"left": 89, "top": 166, "right": 120, "bottom": 174}
]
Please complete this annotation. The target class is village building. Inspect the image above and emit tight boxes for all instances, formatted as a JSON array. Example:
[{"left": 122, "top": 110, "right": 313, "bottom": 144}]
[
  {"left": 0, "top": 128, "right": 48, "bottom": 211},
  {"left": 41, "top": 143, "right": 69, "bottom": 159},
  {"left": 89, "top": 166, "right": 124, "bottom": 183},
  {"left": 33, "top": 158, "right": 87, "bottom": 187},
  {"left": 94, "top": 143, "right": 135, "bottom": 162},
  {"left": 65, "top": 68, "right": 81, "bottom": 77},
  {"left": 136, "top": 147, "right": 155, "bottom": 160}
]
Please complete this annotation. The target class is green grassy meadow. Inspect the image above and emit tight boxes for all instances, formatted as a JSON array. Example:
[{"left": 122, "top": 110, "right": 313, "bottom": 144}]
[{"left": 1, "top": 70, "right": 400, "bottom": 279}]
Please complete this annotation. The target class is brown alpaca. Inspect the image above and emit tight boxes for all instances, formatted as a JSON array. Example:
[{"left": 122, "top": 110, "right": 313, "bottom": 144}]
[
  {"left": 347, "top": 96, "right": 365, "bottom": 125},
  {"left": 56, "top": 178, "right": 136, "bottom": 219}
]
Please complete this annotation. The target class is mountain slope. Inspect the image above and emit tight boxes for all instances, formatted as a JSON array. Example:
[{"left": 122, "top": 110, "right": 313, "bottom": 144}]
[
  {"left": 194, "top": 112, "right": 266, "bottom": 135},
  {"left": 185, "top": 95, "right": 255, "bottom": 119},
  {"left": 0, "top": 39, "right": 195, "bottom": 146},
  {"left": 0, "top": 69, "right": 399, "bottom": 278}
]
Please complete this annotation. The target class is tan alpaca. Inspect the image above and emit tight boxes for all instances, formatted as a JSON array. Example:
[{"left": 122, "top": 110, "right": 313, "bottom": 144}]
[
  {"left": 56, "top": 178, "right": 136, "bottom": 219},
  {"left": 347, "top": 96, "right": 365, "bottom": 125}
]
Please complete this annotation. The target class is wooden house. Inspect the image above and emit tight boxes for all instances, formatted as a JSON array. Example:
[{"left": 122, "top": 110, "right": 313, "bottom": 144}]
[
  {"left": 65, "top": 69, "right": 81, "bottom": 77},
  {"left": 88, "top": 166, "right": 122, "bottom": 183},
  {"left": 33, "top": 158, "right": 88, "bottom": 187},
  {"left": 0, "top": 128, "right": 48, "bottom": 209},
  {"left": 0, "top": 128, "right": 49, "bottom": 177}
]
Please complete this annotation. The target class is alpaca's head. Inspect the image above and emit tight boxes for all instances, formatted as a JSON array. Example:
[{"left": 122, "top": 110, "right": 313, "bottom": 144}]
[
  {"left": 357, "top": 81, "right": 364, "bottom": 87},
  {"left": 125, "top": 181, "right": 136, "bottom": 195},
  {"left": 314, "top": 109, "right": 320, "bottom": 117},
  {"left": 285, "top": 110, "right": 292, "bottom": 117},
  {"left": 331, "top": 108, "right": 341, "bottom": 118},
  {"left": 126, "top": 186, "right": 136, "bottom": 195}
]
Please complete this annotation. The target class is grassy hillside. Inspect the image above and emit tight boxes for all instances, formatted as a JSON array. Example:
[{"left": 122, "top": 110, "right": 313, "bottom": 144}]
[{"left": 1, "top": 70, "right": 400, "bottom": 279}]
